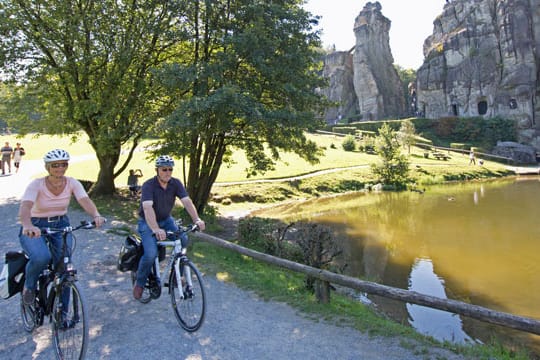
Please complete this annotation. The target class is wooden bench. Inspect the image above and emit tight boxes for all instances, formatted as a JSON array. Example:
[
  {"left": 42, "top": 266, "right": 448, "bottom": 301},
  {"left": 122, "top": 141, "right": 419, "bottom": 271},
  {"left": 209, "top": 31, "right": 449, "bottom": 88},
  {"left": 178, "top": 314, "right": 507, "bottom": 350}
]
[{"left": 432, "top": 152, "right": 451, "bottom": 161}]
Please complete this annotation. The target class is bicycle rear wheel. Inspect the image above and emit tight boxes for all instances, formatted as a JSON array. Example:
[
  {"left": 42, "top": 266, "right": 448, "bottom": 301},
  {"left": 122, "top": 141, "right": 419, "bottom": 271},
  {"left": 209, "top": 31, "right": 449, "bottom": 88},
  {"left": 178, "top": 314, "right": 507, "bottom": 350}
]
[
  {"left": 51, "top": 281, "right": 88, "bottom": 360},
  {"left": 169, "top": 259, "right": 206, "bottom": 332}
]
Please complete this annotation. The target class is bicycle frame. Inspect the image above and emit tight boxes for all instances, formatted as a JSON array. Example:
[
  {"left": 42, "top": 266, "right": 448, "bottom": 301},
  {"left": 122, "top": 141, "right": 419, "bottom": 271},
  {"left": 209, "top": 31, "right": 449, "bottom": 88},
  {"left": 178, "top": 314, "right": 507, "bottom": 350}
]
[
  {"left": 153, "top": 230, "right": 194, "bottom": 295},
  {"left": 31, "top": 221, "right": 94, "bottom": 319},
  {"left": 133, "top": 222, "right": 205, "bottom": 332},
  {"left": 21, "top": 220, "right": 95, "bottom": 359}
]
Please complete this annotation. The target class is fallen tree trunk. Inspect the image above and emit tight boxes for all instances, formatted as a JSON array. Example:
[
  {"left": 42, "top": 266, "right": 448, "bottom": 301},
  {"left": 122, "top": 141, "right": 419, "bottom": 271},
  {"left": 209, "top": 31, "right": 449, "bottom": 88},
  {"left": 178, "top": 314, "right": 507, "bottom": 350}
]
[{"left": 196, "top": 232, "right": 540, "bottom": 336}]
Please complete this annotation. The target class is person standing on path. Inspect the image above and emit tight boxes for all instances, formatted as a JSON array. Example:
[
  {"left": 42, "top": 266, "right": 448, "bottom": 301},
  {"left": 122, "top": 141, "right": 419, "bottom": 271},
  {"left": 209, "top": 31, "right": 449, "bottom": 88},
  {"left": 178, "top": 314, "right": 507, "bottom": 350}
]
[
  {"left": 18, "top": 148, "right": 106, "bottom": 305},
  {"left": 1, "top": 141, "right": 13, "bottom": 175},
  {"left": 12, "top": 142, "right": 25, "bottom": 173},
  {"left": 127, "top": 169, "right": 143, "bottom": 198},
  {"left": 132, "top": 155, "right": 205, "bottom": 300},
  {"left": 468, "top": 149, "right": 476, "bottom": 165}
]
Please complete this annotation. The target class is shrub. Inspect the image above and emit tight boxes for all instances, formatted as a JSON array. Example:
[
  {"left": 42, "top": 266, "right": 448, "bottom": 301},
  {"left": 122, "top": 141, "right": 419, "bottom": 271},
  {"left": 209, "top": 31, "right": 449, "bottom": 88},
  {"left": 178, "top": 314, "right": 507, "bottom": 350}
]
[
  {"left": 370, "top": 123, "right": 410, "bottom": 189},
  {"left": 342, "top": 135, "right": 356, "bottom": 151},
  {"left": 238, "top": 217, "right": 282, "bottom": 252}
]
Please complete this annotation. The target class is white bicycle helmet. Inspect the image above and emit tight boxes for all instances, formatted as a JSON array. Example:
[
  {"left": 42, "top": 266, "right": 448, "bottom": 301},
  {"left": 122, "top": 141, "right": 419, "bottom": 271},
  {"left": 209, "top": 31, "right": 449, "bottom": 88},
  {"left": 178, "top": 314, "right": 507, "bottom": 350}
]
[
  {"left": 43, "top": 149, "right": 70, "bottom": 163},
  {"left": 155, "top": 155, "right": 175, "bottom": 167}
]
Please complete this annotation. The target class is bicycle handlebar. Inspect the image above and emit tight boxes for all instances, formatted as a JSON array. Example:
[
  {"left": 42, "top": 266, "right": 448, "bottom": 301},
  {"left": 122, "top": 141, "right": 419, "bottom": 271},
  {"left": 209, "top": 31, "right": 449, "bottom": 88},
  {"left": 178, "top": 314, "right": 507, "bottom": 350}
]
[
  {"left": 156, "top": 223, "right": 199, "bottom": 239},
  {"left": 40, "top": 220, "right": 99, "bottom": 235},
  {"left": 167, "top": 223, "right": 199, "bottom": 235}
]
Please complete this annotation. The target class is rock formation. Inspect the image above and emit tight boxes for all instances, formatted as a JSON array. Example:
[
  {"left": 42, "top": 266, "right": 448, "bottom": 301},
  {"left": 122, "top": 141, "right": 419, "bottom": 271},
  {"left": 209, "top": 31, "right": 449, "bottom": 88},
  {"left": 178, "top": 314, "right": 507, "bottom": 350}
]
[
  {"left": 321, "top": 51, "right": 358, "bottom": 124},
  {"left": 416, "top": 0, "right": 540, "bottom": 150},
  {"left": 320, "top": 0, "right": 540, "bottom": 153},
  {"left": 352, "top": 2, "right": 406, "bottom": 121},
  {"left": 321, "top": 2, "right": 406, "bottom": 123}
]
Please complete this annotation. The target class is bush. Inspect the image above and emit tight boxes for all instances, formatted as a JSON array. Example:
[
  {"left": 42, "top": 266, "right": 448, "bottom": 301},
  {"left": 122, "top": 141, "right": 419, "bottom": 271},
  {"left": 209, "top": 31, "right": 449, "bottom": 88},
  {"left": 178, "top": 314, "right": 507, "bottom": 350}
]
[
  {"left": 370, "top": 123, "right": 410, "bottom": 189},
  {"left": 342, "top": 135, "right": 356, "bottom": 151},
  {"left": 238, "top": 217, "right": 282, "bottom": 252},
  {"left": 237, "top": 217, "right": 304, "bottom": 262}
]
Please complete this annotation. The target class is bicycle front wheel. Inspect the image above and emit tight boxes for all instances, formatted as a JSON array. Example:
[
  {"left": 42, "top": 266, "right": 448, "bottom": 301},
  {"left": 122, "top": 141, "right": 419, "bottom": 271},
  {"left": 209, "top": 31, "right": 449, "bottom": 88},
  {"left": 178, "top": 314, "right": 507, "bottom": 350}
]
[
  {"left": 169, "top": 259, "right": 206, "bottom": 332},
  {"left": 51, "top": 281, "right": 88, "bottom": 360}
]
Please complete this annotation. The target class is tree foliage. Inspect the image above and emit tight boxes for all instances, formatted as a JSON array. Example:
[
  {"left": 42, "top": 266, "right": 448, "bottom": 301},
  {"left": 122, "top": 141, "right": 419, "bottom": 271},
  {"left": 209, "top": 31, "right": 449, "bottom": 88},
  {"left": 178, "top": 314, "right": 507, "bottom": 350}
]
[
  {"left": 398, "top": 119, "right": 416, "bottom": 154},
  {"left": 153, "top": 0, "right": 327, "bottom": 211},
  {"left": 0, "top": 0, "right": 190, "bottom": 194},
  {"left": 370, "top": 123, "right": 410, "bottom": 188},
  {"left": 395, "top": 65, "right": 416, "bottom": 117}
]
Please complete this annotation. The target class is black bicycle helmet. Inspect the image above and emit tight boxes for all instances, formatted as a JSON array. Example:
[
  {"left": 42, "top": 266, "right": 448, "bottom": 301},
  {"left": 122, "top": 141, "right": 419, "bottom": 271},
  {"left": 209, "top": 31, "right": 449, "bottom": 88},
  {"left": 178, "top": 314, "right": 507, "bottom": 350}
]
[
  {"left": 155, "top": 155, "right": 175, "bottom": 168},
  {"left": 43, "top": 149, "right": 70, "bottom": 163}
]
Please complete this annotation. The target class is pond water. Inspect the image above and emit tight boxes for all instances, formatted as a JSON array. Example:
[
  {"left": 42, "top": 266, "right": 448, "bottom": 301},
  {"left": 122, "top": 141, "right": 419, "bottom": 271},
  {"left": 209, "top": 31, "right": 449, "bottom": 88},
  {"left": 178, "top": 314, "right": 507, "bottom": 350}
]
[{"left": 252, "top": 177, "right": 540, "bottom": 354}]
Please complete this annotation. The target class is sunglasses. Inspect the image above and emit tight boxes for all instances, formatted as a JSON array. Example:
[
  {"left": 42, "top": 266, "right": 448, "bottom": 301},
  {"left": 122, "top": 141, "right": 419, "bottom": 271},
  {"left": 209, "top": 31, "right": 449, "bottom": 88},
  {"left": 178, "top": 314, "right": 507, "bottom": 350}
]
[
  {"left": 160, "top": 168, "right": 173, "bottom": 172},
  {"left": 50, "top": 163, "right": 69, "bottom": 168}
]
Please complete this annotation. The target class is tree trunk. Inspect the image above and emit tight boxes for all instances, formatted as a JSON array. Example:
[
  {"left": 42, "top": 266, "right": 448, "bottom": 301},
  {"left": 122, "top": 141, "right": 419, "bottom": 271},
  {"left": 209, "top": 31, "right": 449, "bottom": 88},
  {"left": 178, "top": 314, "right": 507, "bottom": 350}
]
[
  {"left": 187, "top": 133, "right": 227, "bottom": 213},
  {"left": 89, "top": 147, "right": 120, "bottom": 196}
]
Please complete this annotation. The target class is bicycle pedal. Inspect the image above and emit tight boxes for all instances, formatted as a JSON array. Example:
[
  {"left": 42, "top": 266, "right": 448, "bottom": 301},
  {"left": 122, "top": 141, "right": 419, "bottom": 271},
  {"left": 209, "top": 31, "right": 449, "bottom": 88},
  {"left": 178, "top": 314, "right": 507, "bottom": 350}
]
[{"left": 59, "top": 319, "right": 76, "bottom": 331}]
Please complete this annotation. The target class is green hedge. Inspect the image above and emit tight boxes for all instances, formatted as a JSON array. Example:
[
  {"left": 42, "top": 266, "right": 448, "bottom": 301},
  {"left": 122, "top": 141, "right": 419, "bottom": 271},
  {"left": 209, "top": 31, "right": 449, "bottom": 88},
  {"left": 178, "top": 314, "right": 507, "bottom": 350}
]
[
  {"left": 332, "top": 126, "right": 357, "bottom": 135},
  {"left": 450, "top": 143, "right": 471, "bottom": 150},
  {"left": 325, "top": 116, "right": 516, "bottom": 149}
]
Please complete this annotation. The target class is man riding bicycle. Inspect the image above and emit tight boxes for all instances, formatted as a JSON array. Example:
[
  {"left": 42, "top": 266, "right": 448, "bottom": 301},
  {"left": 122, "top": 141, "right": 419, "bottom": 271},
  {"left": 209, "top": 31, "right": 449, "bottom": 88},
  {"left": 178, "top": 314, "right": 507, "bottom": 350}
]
[{"left": 133, "top": 155, "right": 205, "bottom": 300}]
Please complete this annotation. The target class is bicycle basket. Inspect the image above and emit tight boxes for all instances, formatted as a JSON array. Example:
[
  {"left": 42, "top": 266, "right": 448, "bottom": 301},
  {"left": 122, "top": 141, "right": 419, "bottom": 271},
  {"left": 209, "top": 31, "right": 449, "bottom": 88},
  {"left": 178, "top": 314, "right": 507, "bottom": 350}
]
[
  {"left": 0, "top": 251, "right": 28, "bottom": 299},
  {"left": 117, "top": 235, "right": 142, "bottom": 272}
]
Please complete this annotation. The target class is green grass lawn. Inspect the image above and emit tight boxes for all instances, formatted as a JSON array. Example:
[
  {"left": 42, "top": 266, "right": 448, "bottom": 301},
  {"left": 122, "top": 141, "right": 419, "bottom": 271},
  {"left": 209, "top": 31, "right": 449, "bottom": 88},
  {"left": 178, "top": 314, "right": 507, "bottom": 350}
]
[{"left": 2, "top": 131, "right": 512, "bottom": 185}]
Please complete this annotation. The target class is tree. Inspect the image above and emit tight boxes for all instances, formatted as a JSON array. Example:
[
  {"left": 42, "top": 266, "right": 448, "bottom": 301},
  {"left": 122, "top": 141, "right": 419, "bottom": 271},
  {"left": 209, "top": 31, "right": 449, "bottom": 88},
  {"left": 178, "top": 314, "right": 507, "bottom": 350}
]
[
  {"left": 398, "top": 119, "right": 417, "bottom": 154},
  {"left": 370, "top": 123, "right": 409, "bottom": 189},
  {"left": 394, "top": 65, "right": 416, "bottom": 116},
  {"left": 154, "top": 0, "right": 327, "bottom": 212},
  {"left": 0, "top": 0, "right": 190, "bottom": 195}
]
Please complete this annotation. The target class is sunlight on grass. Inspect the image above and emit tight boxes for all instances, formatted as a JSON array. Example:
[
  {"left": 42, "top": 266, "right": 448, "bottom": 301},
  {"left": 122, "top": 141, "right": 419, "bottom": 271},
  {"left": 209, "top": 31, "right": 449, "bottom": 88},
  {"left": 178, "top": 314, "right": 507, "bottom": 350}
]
[{"left": 216, "top": 272, "right": 230, "bottom": 281}]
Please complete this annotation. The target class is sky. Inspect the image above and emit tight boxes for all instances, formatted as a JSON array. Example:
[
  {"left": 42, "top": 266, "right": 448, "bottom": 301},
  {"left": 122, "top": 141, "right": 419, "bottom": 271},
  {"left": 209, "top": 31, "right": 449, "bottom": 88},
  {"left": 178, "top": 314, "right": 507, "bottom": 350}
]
[{"left": 303, "top": 0, "right": 447, "bottom": 69}]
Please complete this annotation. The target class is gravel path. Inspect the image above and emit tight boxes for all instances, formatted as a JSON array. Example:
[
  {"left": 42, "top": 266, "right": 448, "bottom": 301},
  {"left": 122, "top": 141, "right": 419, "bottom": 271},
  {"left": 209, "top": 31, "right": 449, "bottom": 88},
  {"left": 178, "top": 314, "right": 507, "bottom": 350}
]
[{"left": 0, "top": 162, "right": 469, "bottom": 359}]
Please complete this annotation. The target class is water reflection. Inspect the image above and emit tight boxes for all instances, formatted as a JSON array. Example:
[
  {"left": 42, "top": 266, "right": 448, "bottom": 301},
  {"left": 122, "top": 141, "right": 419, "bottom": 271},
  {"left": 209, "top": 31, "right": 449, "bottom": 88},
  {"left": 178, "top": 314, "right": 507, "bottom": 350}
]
[
  {"left": 252, "top": 178, "right": 540, "bottom": 354},
  {"left": 407, "top": 258, "right": 474, "bottom": 344}
]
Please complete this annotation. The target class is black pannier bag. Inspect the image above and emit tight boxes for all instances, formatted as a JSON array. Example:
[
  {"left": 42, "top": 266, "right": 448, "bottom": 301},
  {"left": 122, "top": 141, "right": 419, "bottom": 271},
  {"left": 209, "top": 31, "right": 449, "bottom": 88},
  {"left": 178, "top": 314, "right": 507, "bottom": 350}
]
[
  {"left": 0, "top": 251, "right": 28, "bottom": 299},
  {"left": 117, "top": 235, "right": 143, "bottom": 272}
]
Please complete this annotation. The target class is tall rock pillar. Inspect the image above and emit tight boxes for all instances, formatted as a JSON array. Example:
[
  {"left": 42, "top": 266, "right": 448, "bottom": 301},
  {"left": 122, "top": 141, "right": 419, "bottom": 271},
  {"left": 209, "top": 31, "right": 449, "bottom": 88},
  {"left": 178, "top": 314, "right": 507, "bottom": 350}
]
[{"left": 352, "top": 2, "right": 406, "bottom": 120}]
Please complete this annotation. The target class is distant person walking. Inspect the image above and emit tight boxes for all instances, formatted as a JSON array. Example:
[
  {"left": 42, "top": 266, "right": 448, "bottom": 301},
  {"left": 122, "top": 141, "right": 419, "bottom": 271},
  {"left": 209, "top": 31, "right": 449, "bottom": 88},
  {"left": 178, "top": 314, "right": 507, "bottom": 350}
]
[
  {"left": 1, "top": 141, "right": 13, "bottom": 175},
  {"left": 12, "top": 142, "right": 25, "bottom": 173},
  {"left": 468, "top": 149, "right": 476, "bottom": 165}
]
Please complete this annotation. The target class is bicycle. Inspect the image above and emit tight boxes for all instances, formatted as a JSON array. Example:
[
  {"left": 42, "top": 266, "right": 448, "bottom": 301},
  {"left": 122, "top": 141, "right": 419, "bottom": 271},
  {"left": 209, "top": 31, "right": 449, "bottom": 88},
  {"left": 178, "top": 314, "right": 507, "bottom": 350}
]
[
  {"left": 130, "top": 220, "right": 206, "bottom": 332},
  {"left": 20, "top": 220, "right": 97, "bottom": 360}
]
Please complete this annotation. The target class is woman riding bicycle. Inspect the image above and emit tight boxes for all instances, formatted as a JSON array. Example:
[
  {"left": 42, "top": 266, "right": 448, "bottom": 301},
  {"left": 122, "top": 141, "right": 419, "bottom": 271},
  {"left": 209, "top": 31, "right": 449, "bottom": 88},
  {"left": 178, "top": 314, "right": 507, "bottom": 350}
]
[
  {"left": 133, "top": 155, "right": 205, "bottom": 300},
  {"left": 18, "top": 148, "right": 106, "bottom": 305}
]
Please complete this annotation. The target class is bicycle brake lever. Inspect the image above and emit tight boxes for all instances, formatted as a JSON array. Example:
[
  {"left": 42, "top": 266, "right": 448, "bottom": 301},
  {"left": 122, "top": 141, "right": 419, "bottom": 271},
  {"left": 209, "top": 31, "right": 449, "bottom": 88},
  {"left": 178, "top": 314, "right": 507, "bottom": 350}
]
[{"left": 81, "top": 220, "right": 94, "bottom": 229}]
